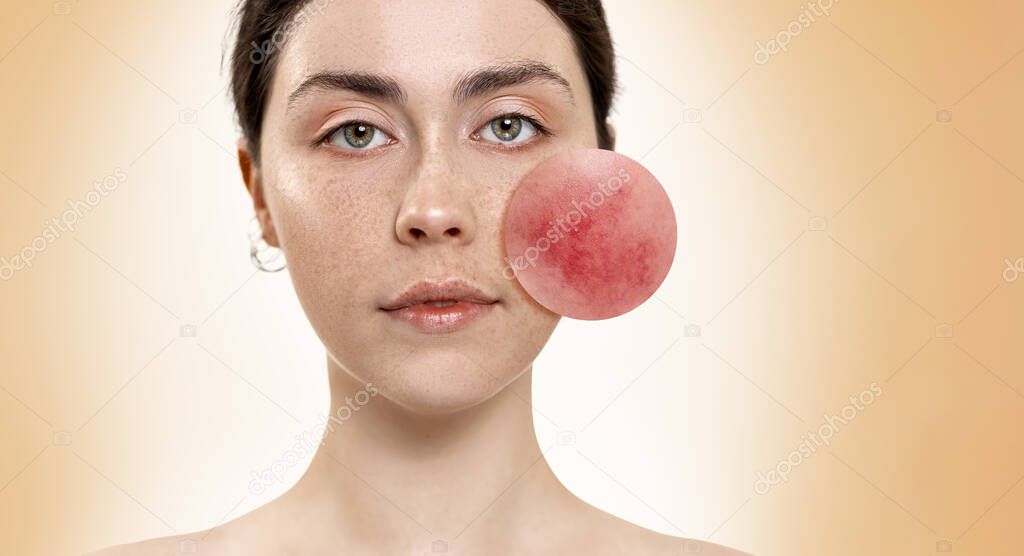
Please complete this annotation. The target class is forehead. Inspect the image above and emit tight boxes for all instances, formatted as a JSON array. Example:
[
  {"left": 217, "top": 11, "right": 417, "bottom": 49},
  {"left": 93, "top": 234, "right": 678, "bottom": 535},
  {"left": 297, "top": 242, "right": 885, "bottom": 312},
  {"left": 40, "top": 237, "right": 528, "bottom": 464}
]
[{"left": 272, "top": 0, "right": 585, "bottom": 102}]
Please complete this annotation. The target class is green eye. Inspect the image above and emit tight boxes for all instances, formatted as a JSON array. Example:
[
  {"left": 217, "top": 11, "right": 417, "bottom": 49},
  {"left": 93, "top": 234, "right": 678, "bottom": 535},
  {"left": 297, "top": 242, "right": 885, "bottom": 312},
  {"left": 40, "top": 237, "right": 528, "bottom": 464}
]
[
  {"left": 490, "top": 116, "right": 523, "bottom": 142},
  {"left": 343, "top": 123, "right": 374, "bottom": 147},
  {"left": 480, "top": 114, "right": 544, "bottom": 146},
  {"left": 327, "top": 122, "right": 390, "bottom": 150}
]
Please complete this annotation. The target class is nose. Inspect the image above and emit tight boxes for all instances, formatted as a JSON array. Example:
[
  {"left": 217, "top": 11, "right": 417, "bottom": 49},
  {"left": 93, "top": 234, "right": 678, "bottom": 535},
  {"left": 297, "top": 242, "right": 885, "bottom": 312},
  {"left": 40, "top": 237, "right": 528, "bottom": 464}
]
[{"left": 394, "top": 156, "right": 476, "bottom": 246}]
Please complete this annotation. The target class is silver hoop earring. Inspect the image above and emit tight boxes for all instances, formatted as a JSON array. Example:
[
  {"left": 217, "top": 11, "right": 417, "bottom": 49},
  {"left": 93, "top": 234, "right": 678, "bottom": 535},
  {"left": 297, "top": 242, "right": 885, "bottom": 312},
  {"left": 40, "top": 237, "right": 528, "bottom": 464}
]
[{"left": 248, "top": 216, "right": 286, "bottom": 272}]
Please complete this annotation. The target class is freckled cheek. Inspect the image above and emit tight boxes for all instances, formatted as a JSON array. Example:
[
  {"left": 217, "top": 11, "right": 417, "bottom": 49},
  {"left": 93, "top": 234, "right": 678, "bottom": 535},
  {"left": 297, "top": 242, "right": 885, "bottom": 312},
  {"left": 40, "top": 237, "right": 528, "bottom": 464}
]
[{"left": 270, "top": 172, "right": 393, "bottom": 277}]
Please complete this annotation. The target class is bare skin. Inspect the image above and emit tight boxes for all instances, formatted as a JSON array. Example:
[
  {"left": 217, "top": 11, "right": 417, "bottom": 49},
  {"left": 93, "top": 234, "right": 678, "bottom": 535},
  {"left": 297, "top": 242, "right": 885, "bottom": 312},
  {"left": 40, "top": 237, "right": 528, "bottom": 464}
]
[
  {"left": 89, "top": 368, "right": 748, "bottom": 555},
  {"left": 89, "top": 1, "right": 750, "bottom": 554}
]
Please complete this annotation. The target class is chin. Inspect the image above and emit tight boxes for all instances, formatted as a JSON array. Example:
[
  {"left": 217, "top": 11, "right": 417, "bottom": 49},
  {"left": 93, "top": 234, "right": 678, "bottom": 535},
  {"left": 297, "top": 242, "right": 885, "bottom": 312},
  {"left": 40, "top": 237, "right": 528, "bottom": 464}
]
[
  {"left": 370, "top": 349, "right": 522, "bottom": 415},
  {"left": 318, "top": 295, "right": 559, "bottom": 416}
]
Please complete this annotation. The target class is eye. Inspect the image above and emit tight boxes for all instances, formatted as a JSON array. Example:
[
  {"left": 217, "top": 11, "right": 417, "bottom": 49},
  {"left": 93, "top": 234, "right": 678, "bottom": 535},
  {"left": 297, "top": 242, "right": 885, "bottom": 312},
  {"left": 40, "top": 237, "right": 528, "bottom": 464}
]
[
  {"left": 325, "top": 122, "right": 391, "bottom": 150},
  {"left": 477, "top": 113, "right": 549, "bottom": 146}
]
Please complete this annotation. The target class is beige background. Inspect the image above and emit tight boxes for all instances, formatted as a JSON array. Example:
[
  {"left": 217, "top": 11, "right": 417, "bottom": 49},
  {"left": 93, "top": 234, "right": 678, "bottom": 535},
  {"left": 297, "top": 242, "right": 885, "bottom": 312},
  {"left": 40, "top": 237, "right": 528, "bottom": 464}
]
[{"left": 1, "top": 0, "right": 1023, "bottom": 554}]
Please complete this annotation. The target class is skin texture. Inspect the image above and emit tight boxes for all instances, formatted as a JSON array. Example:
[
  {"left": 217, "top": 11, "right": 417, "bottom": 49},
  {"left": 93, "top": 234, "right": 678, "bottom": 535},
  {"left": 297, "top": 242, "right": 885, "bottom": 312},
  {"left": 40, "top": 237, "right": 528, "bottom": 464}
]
[
  {"left": 504, "top": 148, "right": 677, "bottom": 319},
  {"left": 87, "top": 1, "right": 749, "bottom": 554}
]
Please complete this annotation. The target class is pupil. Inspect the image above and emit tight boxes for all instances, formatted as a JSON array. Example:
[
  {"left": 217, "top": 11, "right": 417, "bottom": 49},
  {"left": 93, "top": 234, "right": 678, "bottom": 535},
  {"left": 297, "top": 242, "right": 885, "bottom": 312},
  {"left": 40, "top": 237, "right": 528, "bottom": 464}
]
[
  {"left": 492, "top": 116, "right": 522, "bottom": 141},
  {"left": 344, "top": 123, "right": 374, "bottom": 148}
]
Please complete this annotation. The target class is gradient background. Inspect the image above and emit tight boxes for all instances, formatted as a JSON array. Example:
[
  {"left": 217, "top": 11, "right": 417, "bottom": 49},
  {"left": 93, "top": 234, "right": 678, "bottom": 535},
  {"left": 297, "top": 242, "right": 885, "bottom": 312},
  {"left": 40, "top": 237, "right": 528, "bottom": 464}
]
[{"left": 1, "top": 0, "right": 1022, "bottom": 554}]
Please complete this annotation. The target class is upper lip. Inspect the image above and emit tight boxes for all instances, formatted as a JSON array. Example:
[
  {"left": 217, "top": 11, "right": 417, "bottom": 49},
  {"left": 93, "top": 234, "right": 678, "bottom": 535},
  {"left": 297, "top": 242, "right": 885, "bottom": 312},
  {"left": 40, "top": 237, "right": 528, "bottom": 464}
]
[{"left": 380, "top": 278, "right": 498, "bottom": 311}]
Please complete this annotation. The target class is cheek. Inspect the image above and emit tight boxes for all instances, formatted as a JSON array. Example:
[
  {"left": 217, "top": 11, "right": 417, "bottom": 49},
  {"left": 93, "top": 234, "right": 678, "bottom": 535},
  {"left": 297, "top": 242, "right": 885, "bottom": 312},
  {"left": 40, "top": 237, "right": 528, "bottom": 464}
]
[
  {"left": 270, "top": 160, "right": 383, "bottom": 242},
  {"left": 504, "top": 149, "right": 677, "bottom": 320},
  {"left": 268, "top": 166, "right": 393, "bottom": 289}
]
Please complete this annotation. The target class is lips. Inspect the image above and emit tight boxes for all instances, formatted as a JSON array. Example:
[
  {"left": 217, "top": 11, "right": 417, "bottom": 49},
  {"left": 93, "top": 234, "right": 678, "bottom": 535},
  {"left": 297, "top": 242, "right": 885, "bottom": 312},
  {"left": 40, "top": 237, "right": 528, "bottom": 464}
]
[{"left": 380, "top": 278, "right": 498, "bottom": 333}]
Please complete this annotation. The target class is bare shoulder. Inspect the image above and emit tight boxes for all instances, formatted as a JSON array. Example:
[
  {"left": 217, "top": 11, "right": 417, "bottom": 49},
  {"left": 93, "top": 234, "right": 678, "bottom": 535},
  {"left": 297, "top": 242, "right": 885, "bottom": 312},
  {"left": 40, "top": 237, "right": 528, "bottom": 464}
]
[
  {"left": 581, "top": 504, "right": 753, "bottom": 556},
  {"left": 83, "top": 502, "right": 286, "bottom": 556},
  {"left": 660, "top": 534, "right": 753, "bottom": 556},
  {"left": 83, "top": 532, "right": 205, "bottom": 556},
  {"left": 621, "top": 524, "right": 752, "bottom": 556}
]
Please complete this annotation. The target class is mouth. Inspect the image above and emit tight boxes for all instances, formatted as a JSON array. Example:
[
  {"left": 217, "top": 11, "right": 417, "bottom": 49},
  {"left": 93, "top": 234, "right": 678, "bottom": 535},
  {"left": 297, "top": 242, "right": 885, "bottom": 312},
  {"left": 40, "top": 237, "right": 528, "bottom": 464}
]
[{"left": 380, "top": 278, "right": 499, "bottom": 334}]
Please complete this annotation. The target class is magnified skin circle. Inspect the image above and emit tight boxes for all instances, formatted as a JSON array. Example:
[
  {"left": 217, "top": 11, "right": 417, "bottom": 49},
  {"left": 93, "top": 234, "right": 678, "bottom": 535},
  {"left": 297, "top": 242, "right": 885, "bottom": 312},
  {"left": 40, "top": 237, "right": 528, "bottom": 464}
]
[{"left": 503, "top": 148, "right": 677, "bottom": 320}]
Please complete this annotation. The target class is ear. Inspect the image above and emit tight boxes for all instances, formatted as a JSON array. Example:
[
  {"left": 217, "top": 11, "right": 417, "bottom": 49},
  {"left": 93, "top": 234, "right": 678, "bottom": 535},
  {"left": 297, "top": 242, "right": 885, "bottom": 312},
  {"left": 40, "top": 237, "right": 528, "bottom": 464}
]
[
  {"left": 237, "top": 138, "right": 280, "bottom": 248},
  {"left": 605, "top": 121, "right": 617, "bottom": 151}
]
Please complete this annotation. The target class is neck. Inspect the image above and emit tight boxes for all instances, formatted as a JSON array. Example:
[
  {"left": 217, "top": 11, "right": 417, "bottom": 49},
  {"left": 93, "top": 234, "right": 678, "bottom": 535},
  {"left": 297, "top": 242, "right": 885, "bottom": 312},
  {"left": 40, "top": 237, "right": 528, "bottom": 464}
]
[{"left": 286, "top": 356, "right": 573, "bottom": 552}]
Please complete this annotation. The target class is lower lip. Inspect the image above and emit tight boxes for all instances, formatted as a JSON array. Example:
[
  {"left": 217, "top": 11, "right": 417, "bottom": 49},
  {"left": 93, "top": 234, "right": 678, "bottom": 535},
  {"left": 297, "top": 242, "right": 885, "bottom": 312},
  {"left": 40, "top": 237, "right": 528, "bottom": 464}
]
[{"left": 383, "top": 301, "right": 496, "bottom": 334}]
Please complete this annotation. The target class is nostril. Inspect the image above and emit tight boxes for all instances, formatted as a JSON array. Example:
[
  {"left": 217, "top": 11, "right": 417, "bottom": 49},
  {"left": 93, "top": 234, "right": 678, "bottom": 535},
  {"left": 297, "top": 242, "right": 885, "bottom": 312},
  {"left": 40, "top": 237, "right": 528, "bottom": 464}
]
[
  {"left": 407, "top": 227, "right": 461, "bottom": 240},
  {"left": 403, "top": 224, "right": 466, "bottom": 242}
]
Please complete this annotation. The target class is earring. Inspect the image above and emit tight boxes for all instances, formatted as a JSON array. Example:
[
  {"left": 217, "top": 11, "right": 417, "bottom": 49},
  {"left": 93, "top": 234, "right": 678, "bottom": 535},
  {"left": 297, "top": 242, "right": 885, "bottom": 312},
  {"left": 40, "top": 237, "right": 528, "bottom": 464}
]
[{"left": 248, "top": 215, "right": 286, "bottom": 272}]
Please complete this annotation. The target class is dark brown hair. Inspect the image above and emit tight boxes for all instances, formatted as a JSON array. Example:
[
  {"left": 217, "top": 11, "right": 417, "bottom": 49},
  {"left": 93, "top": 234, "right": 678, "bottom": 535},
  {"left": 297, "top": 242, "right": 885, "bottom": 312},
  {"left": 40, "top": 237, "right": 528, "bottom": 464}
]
[{"left": 229, "top": 0, "right": 617, "bottom": 162}]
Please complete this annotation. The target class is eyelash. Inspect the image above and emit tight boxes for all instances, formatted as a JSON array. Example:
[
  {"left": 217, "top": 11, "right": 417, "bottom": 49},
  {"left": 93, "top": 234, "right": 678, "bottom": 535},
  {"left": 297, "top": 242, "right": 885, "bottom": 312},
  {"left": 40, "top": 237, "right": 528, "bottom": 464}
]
[
  {"left": 476, "top": 111, "right": 553, "bottom": 151},
  {"left": 315, "top": 110, "right": 553, "bottom": 154}
]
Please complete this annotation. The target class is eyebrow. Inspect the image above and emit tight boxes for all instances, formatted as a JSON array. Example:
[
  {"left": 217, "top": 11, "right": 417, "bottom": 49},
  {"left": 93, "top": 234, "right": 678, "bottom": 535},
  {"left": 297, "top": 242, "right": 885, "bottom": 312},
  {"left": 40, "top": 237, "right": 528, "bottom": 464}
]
[
  {"left": 452, "top": 60, "right": 574, "bottom": 105},
  {"left": 286, "top": 59, "right": 575, "bottom": 111}
]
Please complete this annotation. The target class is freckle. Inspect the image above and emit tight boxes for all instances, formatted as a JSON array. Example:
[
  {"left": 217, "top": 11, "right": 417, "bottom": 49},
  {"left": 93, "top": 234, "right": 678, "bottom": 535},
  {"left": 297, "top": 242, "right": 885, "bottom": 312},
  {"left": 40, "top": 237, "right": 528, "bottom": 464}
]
[{"left": 504, "top": 148, "right": 677, "bottom": 320}]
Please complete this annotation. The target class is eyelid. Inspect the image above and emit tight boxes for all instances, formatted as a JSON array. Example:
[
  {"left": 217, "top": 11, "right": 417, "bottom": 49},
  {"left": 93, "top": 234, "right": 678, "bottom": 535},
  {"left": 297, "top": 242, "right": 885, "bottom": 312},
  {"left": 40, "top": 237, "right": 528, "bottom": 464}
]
[
  {"left": 470, "top": 111, "right": 552, "bottom": 153},
  {"left": 472, "top": 97, "right": 555, "bottom": 141},
  {"left": 314, "top": 106, "right": 399, "bottom": 141},
  {"left": 319, "top": 120, "right": 392, "bottom": 143},
  {"left": 312, "top": 104, "right": 555, "bottom": 156},
  {"left": 477, "top": 99, "right": 549, "bottom": 127}
]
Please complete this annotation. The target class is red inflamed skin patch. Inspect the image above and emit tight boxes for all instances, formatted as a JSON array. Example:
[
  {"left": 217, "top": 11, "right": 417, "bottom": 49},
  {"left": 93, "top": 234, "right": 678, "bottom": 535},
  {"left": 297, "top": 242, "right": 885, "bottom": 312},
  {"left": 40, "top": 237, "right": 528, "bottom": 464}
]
[{"left": 503, "top": 148, "right": 677, "bottom": 320}]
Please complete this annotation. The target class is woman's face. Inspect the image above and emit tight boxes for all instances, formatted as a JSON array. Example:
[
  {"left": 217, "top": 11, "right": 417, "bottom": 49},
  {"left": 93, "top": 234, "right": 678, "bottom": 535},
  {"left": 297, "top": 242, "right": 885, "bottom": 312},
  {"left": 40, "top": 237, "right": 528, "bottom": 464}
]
[{"left": 249, "top": 0, "right": 601, "bottom": 413}]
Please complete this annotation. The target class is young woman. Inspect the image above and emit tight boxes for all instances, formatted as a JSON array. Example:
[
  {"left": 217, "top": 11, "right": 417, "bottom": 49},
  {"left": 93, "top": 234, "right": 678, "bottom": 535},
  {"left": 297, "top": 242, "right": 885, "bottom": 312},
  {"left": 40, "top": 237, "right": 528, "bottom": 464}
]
[{"left": 93, "top": 0, "right": 748, "bottom": 553}]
